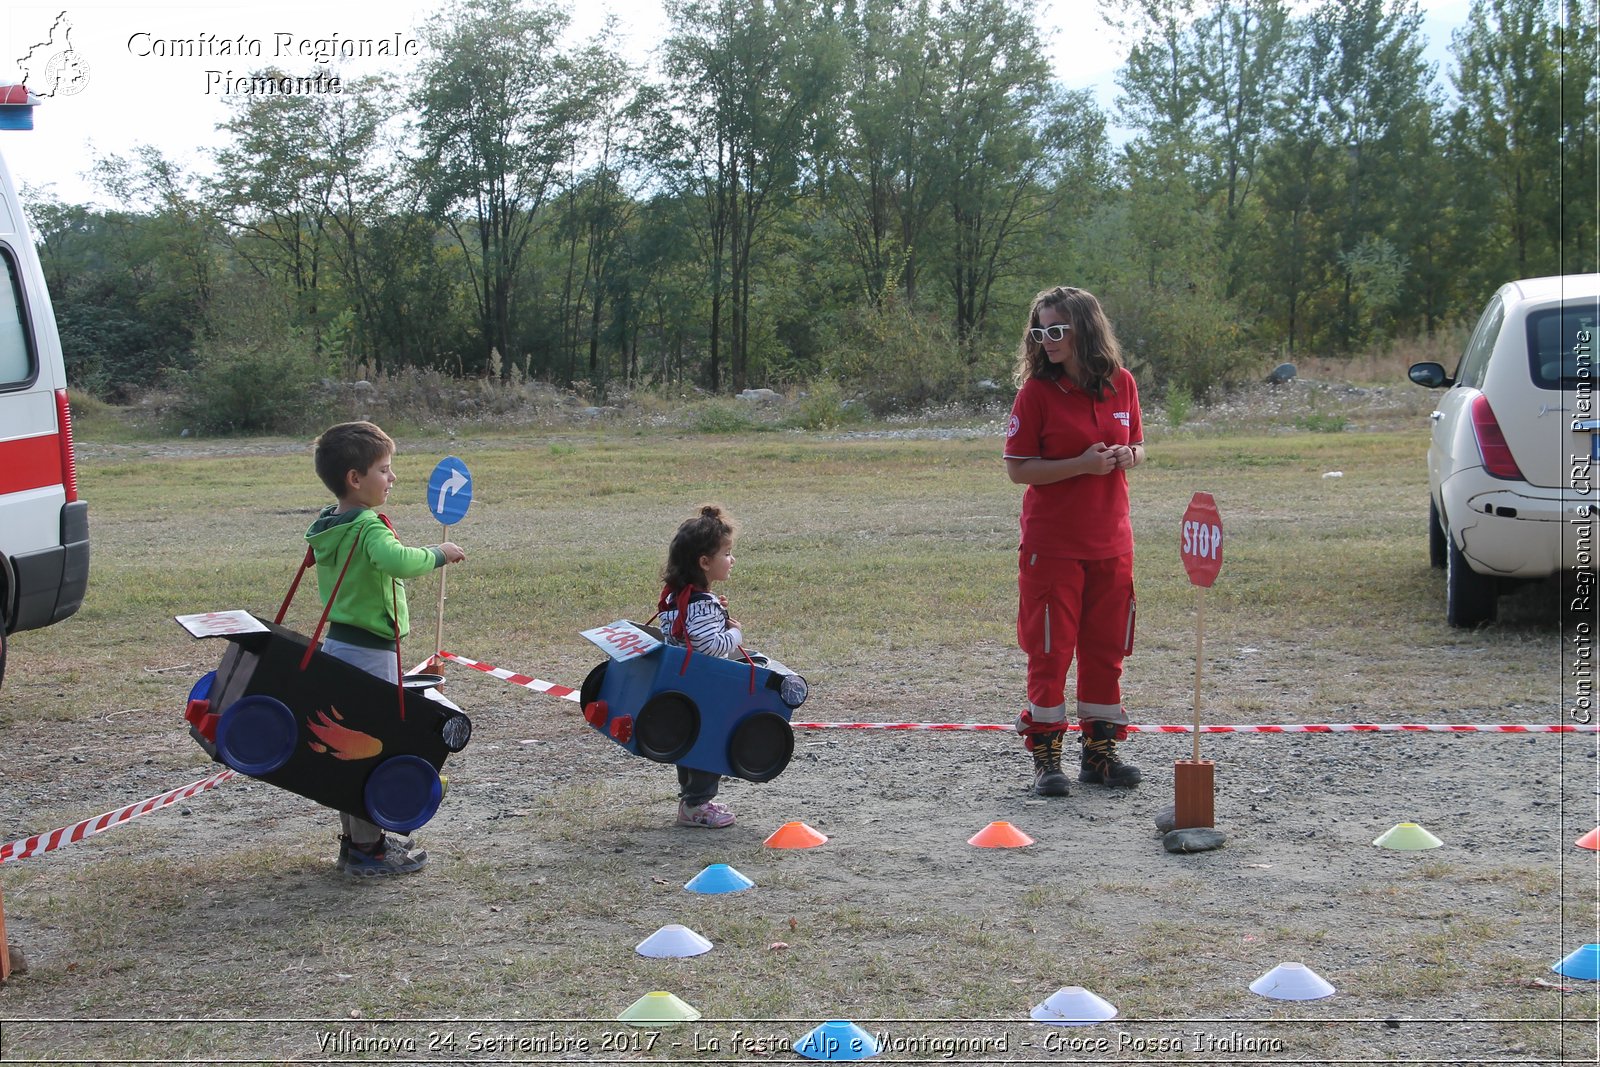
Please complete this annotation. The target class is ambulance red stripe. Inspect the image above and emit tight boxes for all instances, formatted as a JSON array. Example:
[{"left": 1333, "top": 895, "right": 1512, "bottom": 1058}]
[{"left": 0, "top": 431, "right": 62, "bottom": 494}]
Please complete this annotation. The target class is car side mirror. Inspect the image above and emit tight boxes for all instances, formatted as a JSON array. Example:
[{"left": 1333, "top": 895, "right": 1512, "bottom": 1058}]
[{"left": 1407, "top": 362, "right": 1451, "bottom": 389}]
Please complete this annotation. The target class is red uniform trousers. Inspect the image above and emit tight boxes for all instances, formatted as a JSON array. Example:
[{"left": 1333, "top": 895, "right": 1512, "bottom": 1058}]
[{"left": 1017, "top": 549, "right": 1134, "bottom": 731}]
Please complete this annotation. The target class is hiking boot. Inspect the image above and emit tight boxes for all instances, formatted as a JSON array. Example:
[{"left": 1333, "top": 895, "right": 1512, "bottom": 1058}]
[
  {"left": 677, "top": 799, "right": 736, "bottom": 828},
  {"left": 1029, "top": 730, "right": 1072, "bottom": 796},
  {"left": 1079, "top": 720, "right": 1142, "bottom": 787},
  {"left": 337, "top": 834, "right": 428, "bottom": 877}
]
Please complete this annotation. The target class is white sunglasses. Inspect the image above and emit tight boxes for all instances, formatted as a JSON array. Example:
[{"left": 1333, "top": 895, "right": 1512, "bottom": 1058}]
[{"left": 1028, "top": 324, "right": 1072, "bottom": 343}]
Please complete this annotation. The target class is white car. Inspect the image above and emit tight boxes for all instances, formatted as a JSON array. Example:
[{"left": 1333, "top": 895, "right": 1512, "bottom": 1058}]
[{"left": 1408, "top": 274, "right": 1600, "bottom": 626}]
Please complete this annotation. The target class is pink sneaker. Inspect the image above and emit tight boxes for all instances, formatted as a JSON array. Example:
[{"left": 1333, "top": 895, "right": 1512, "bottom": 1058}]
[{"left": 677, "top": 799, "right": 735, "bottom": 828}]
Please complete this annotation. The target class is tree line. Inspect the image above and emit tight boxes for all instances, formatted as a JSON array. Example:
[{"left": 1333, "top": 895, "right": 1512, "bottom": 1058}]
[{"left": 22, "top": 0, "right": 1598, "bottom": 416}]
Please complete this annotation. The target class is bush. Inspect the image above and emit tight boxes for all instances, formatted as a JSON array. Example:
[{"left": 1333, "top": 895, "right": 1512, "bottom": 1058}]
[
  {"left": 784, "top": 379, "right": 866, "bottom": 431},
  {"left": 1103, "top": 281, "right": 1261, "bottom": 398},
  {"left": 690, "top": 400, "right": 760, "bottom": 434},
  {"left": 169, "top": 330, "right": 326, "bottom": 435},
  {"left": 1165, "top": 383, "right": 1193, "bottom": 428},
  {"left": 831, "top": 300, "right": 1001, "bottom": 415}
]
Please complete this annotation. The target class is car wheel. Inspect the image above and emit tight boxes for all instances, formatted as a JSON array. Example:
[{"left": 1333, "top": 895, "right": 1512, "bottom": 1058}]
[
  {"left": 634, "top": 692, "right": 700, "bottom": 762},
  {"left": 579, "top": 661, "right": 608, "bottom": 710},
  {"left": 1428, "top": 499, "right": 1447, "bottom": 569},
  {"left": 727, "top": 712, "right": 794, "bottom": 782},
  {"left": 1445, "top": 534, "right": 1498, "bottom": 628}
]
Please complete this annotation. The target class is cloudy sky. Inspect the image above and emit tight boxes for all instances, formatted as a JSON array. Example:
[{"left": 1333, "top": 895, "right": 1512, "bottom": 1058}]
[{"left": 1, "top": 0, "right": 1472, "bottom": 205}]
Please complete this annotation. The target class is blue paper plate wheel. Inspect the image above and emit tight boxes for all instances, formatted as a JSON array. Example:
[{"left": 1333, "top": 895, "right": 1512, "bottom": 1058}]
[
  {"left": 363, "top": 754, "right": 443, "bottom": 833},
  {"left": 214, "top": 695, "right": 298, "bottom": 776},
  {"left": 187, "top": 670, "right": 216, "bottom": 706}
]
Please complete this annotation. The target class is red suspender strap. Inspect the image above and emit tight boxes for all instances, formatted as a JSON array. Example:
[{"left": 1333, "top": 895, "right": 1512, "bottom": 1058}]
[
  {"left": 378, "top": 514, "right": 406, "bottom": 721},
  {"left": 299, "top": 535, "right": 360, "bottom": 671},
  {"left": 391, "top": 576, "right": 405, "bottom": 721},
  {"left": 674, "top": 584, "right": 695, "bottom": 676},
  {"left": 275, "top": 546, "right": 316, "bottom": 624}
]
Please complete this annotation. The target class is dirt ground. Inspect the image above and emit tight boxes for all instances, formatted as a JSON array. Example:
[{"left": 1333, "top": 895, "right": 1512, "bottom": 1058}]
[{"left": 2, "top": 625, "right": 1596, "bottom": 1064}]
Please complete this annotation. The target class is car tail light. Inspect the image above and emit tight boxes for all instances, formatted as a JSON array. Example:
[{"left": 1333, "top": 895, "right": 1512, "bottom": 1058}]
[
  {"left": 54, "top": 388, "right": 79, "bottom": 502},
  {"left": 1470, "top": 394, "right": 1523, "bottom": 479}
]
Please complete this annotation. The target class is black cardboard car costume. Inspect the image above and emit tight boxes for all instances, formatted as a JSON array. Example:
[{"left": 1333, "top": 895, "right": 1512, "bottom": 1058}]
[
  {"left": 176, "top": 542, "right": 472, "bottom": 833},
  {"left": 577, "top": 620, "right": 808, "bottom": 782}
]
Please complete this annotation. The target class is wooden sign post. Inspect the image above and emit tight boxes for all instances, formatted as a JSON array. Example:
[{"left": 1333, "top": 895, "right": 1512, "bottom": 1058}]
[
  {"left": 0, "top": 882, "right": 11, "bottom": 982},
  {"left": 425, "top": 457, "right": 473, "bottom": 674},
  {"left": 1175, "top": 491, "right": 1223, "bottom": 829}
]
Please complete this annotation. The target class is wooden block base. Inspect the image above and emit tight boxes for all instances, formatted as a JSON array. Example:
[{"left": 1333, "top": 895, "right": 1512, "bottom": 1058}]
[{"left": 1174, "top": 759, "right": 1215, "bottom": 829}]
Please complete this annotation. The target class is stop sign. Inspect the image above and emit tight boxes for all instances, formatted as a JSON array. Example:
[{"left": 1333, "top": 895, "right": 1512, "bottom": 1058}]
[{"left": 1180, "top": 491, "right": 1223, "bottom": 587}]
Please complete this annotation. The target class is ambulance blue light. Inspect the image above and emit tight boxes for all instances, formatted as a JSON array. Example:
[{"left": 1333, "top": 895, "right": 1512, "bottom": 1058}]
[{"left": 0, "top": 86, "right": 41, "bottom": 131}]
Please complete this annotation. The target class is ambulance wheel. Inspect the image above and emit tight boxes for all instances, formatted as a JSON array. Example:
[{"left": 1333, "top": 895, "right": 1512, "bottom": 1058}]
[
  {"left": 0, "top": 620, "right": 7, "bottom": 691},
  {"left": 634, "top": 692, "right": 699, "bottom": 763},
  {"left": 579, "top": 661, "right": 608, "bottom": 710},
  {"left": 727, "top": 712, "right": 794, "bottom": 783}
]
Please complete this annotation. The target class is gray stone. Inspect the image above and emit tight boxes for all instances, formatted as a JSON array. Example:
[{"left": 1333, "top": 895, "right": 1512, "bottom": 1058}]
[
  {"left": 1154, "top": 804, "right": 1177, "bottom": 833},
  {"left": 1163, "top": 827, "right": 1227, "bottom": 853},
  {"left": 737, "top": 388, "right": 781, "bottom": 402},
  {"left": 1266, "top": 362, "right": 1297, "bottom": 384}
]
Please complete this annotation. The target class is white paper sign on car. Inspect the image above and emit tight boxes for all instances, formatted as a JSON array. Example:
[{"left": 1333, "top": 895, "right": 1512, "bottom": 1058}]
[
  {"left": 174, "top": 610, "right": 270, "bottom": 638},
  {"left": 580, "top": 620, "right": 663, "bottom": 661}
]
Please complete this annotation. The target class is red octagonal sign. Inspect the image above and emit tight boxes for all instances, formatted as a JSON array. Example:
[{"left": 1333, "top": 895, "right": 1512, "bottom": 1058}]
[{"left": 1181, "top": 491, "right": 1223, "bottom": 588}]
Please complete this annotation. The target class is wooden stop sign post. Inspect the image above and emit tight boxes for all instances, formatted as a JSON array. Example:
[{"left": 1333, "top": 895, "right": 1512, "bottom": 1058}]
[
  {"left": 1175, "top": 491, "right": 1223, "bottom": 829},
  {"left": 0, "top": 881, "right": 10, "bottom": 982}
]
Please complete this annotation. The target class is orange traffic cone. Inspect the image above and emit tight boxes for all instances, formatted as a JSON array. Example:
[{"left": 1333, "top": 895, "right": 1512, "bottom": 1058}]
[
  {"left": 1576, "top": 827, "right": 1600, "bottom": 851},
  {"left": 968, "top": 821, "right": 1035, "bottom": 848},
  {"left": 764, "top": 821, "right": 828, "bottom": 849}
]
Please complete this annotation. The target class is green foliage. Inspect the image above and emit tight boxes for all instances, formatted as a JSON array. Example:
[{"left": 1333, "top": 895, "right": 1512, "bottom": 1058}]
[
  {"left": 167, "top": 281, "right": 328, "bottom": 436},
  {"left": 690, "top": 400, "right": 761, "bottom": 434},
  {"left": 26, "top": 0, "right": 1592, "bottom": 409},
  {"left": 1103, "top": 278, "right": 1258, "bottom": 397},
  {"left": 830, "top": 299, "right": 1002, "bottom": 415},
  {"left": 1165, "top": 383, "right": 1193, "bottom": 427},
  {"left": 170, "top": 332, "right": 324, "bottom": 436},
  {"left": 784, "top": 378, "right": 867, "bottom": 430},
  {"left": 1296, "top": 411, "right": 1351, "bottom": 433}
]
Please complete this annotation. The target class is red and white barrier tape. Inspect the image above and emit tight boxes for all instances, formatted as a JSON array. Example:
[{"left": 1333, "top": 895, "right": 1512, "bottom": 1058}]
[
  {"left": 434, "top": 649, "right": 1596, "bottom": 735},
  {"left": 438, "top": 650, "right": 579, "bottom": 701},
  {"left": 790, "top": 721, "right": 1599, "bottom": 734},
  {"left": 0, "top": 767, "right": 236, "bottom": 865}
]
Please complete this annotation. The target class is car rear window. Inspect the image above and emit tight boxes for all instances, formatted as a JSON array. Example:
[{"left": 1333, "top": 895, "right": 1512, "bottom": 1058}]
[
  {"left": 0, "top": 247, "right": 33, "bottom": 388},
  {"left": 1527, "top": 303, "right": 1599, "bottom": 389}
]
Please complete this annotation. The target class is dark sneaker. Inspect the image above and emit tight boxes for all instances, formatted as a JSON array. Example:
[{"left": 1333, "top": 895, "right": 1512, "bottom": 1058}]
[
  {"left": 1030, "top": 730, "right": 1072, "bottom": 796},
  {"left": 337, "top": 835, "right": 427, "bottom": 877},
  {"left": 1079, "top": 720, "right": 1142, "bottom": 787}
]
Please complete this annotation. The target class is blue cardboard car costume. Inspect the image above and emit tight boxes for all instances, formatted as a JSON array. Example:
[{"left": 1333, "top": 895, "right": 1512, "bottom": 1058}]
[{"left": 577, "top": 620, "right": 808, "bottom": 782}]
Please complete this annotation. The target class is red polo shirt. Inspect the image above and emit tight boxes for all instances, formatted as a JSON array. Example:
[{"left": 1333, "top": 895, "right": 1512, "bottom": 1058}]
[{"left": 1003, "top": 369, "right": 1141, "bottom": 560}]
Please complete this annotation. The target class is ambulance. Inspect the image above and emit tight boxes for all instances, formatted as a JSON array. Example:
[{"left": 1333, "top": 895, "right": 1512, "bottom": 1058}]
[{"left": 0, "top": 87, "right": 88, "bottom": 688}]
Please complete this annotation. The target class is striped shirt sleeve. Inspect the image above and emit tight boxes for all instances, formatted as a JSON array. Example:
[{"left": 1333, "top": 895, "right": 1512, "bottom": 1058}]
[{"left": 662, "top": 595, "right": 743, "bottom": 659}]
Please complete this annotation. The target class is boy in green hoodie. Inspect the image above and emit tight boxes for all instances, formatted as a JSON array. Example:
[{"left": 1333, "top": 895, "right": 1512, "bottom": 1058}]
[{"left": 307, "top": 421, "right": 466, "bottom": 877}]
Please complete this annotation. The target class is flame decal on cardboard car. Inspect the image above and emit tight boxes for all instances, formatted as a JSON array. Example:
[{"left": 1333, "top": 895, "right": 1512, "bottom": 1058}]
[{"left": 305, "top": 708, "right": 383, "bottom": 761}]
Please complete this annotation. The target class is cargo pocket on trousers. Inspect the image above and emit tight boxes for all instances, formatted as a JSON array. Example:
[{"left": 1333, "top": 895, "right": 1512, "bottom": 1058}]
[{"left": 1017, "top": 553, "right": 1052, "bottom": 656}]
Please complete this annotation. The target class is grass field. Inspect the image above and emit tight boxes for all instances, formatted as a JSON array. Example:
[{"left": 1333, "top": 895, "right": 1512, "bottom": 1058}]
[{"left": 0, "top": 404, "right": 1595, "bottom": 1064}]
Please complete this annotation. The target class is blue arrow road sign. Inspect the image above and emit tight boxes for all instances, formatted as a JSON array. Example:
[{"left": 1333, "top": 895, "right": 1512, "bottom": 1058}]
[{"left": 427, "top": 457, "right": 473, "bottom": 526}]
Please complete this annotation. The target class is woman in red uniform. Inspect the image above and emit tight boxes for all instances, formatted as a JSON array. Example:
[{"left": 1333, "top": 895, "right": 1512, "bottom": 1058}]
[{"left": 1003, "top": 286, "right": 1143, "bottom": 796}]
